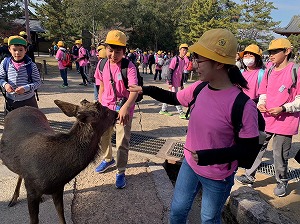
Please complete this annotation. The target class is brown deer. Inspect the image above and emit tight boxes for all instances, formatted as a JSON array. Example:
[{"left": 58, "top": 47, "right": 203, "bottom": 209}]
[{"left": 0, "top": 99, "right": 117, "bottom": 224}]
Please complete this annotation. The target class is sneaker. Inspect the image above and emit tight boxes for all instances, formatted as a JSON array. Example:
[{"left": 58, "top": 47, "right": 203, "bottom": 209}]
[
  {"left": 116, "top": 173, "right": 126, "bottom": 189},
  {"left": 95, "top": 159, "right": 116, "bottom": 173},
  {"left": 235, "top": 174, "right": 254, "bottom": 186},
  {"left": 79, "top": 83, "right": 86, "bottom": 86},
  {"left": 179, "top": 112, "right": 187, "bottom": 120},
  {"left": 59, "top": 84, "right": 69, "bottom": 88},
  {"left": 159, "top": 110, "right": 173, "bottom": 116},
  {"left": 274, "top": 182, "right": 288, "bottom": 197}
]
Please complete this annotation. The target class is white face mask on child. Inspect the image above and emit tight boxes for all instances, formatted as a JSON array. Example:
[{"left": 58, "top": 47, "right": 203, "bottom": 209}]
[{"left": 243, "top": 58, "right": 255, "bottom": 67}]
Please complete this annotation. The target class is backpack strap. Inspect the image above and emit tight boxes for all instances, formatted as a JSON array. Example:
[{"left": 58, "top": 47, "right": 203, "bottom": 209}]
[
  {"left": 99, "top": 58, "right": 108, "bottom": 73},
  {"left": 185, "top": 81, "right": 208, "bottom": 119},
  {"left": 120, "top": 58, "right": 130, "bottom": 89},
  {"left": 174, "top": 56, "right": 179, "bottom": 71},
  {"left": 231, "top": 91, "right": 250, "bottom": 142},
  {"left": 291, "top": 63, "right": 299, "bottom": 89},
  {"left": 257, "top": 69, "right": 265, "bottom": 87}
]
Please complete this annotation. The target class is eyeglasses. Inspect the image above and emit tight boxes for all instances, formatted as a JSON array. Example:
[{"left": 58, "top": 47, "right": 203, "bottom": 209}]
[{"left": 195, "top": 59, "right": 210, "bottom": 64}]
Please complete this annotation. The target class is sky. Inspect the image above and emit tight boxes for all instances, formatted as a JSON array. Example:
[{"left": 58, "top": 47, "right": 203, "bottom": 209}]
[{"left": 233, "top": 0, "right": 300, "bottom": 28}]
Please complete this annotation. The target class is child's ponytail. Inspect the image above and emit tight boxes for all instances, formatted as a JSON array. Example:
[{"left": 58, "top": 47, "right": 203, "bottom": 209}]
[{"left": 226, "top": 65, "right": 249, "bottom": 90}]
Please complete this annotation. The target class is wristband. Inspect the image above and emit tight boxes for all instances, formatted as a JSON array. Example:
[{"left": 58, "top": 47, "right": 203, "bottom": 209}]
[{"left": 281, "top": 106, "right": 286, "bottom": 112}]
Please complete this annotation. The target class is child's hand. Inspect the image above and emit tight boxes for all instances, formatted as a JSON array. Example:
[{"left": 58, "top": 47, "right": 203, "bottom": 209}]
[
  {"left": 257, "top": 104, "right": 267, "bottom": 113},
  {"left": 128, "top": 85, "right": 142, "bottom": 94},
  {"left": 118, "top": 105, "right": 130, "bottom": 126},
  {"left": 4, "top": 83, "right": 14, "bottom": 93},
  {"left": 267, "top": 107, "right": 283, "bottom": 116},
  {"left": 15, "top": 87, "right": 25, "bottom": 94}
]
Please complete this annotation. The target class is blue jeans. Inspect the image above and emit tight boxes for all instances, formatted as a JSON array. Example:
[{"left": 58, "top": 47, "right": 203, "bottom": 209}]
[
  {"left": 170, "top": 158, "right": 234, "bottom": 224},
  {"left": 59, "top": 68, "right": 68, "bottom": 86}
]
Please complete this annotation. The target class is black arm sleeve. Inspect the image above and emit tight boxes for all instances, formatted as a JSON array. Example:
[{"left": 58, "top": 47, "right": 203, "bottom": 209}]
[
  {"left": 167, "top": 69, "right": 174, "bottom": 85},
  {"left": 142, "top": 86, "right": 181, "bottom": 105},
  {"left": 195, "top": 137, "right": 259, "bottom": 169}
]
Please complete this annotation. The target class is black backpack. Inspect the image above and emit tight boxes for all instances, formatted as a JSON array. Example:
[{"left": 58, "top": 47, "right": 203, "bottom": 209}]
[
  {"left": 186, "top": 82, "right": 266, "bottom": 169},
  {"left": 99, "top": 58, "right": 143, "bottom": 102}
]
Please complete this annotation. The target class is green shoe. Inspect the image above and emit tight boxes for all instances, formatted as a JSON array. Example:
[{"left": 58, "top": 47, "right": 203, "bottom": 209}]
[
  {"left": 159, "top": 110, "right": 172, "bottom": 116},
  {"left": 179, "top": 112, "right": 187, "bottom": 119}
]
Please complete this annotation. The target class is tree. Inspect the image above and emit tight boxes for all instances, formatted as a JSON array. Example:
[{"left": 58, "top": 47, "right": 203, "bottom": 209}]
[
  {"left": 176, "top": 0, "right": 240, "bottom": 45},
  {"left": 236, "top": 0, "right": 280, "bottom": 49},
  {"left": 0, "top": 0, "right": 23, "bottom": 38},
  {"left": 30, "top": 0, "right": 79, "bottom": 46}
]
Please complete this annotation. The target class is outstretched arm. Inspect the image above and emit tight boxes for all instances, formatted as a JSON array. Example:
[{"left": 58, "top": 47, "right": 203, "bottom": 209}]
[{"left": 129, "top": 85, "right": 181, "bottom": 105}]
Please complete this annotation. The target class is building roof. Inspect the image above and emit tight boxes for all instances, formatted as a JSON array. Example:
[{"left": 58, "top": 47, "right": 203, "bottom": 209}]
[
  {"left": 274, "top": 15, "right": 300, "bottom": 36},
  {"left": 14, "top": 17, "right": 45, "bottom": 33}
]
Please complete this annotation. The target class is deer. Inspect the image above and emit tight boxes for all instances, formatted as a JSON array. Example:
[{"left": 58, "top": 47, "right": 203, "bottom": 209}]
[{"left": 0, "top": 99, "right": 117, "bottom": 224}]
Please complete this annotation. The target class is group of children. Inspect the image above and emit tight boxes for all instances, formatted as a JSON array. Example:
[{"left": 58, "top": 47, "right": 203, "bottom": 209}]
[{"left": 1, "top": 28, "right": 300, "bottom": 223}]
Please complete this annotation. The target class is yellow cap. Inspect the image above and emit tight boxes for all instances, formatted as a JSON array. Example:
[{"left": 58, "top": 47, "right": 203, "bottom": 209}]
[
  {"left": 240, "top": 44, "right": 262, "bottom": 57},
  {"left": 3, "top": 37, "right": 8, "bottom": 44},
  {"left": 8, "top": 35, "right": 27, "bottom": 46},
  {"left": 105, "top": 30, "right": 126, "bottom": 46},
  {"left": 186, "top": 52, "right": 191, "bottom": 57},
  {"left": 98, "top": 49, "right": 107, "bottom": 58},
  {"left": 57, "top": 41, "right": 64, "bottom": 47},
  {"left": 130, "top": 49, "right": 134, "bottom": 53},
  {"left": 157, "top": 51, "right": 162, "bottom": 55},
  {"left": 268, "top": 38, "right": 291, "bottom": 51},
  {"left": 179, "top": 43, "right": 189, "bottom": 50},
  {"left": 75, "top": 40, "right": 82, "bottom": 45},
  {"left": 19, "top": 31, "right": 27, "bottom": 37},
  {"left": 143, "top": 51, "right": 147, "bottom": 54},
  {"left": 189, "top": 28, "right": 237, "bottom": 65}
]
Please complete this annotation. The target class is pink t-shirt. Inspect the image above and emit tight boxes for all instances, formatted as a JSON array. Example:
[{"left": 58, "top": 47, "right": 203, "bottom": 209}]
[
  {"left": 242, "top": 69, "right": 264, "bottom": 100},
  {"left": 258, "top": 62, "right": 300, "bottom": 135},
  {"left": 55, "top": 48, "right": 66, "bottom": 69},
  {"left": 177, "top": 81, "right": 259, "bottom": 180},
  {"left": 94, "top": 59, "right": 138, "bottom": 117},
  {"left": 142, "top": 54, "right": 148, "bottom": 64},
  {"left": 169, "top": 56, "right": 185, "bottom": 87},
  {"left": 11, "top": 60, "right": 25, "bottom": 71},
  {"left": 78, "top": 47, "right": 88, "bottom": 66},
  {"left": 184, "top": 55, "right": 189, "bottom": 71}
]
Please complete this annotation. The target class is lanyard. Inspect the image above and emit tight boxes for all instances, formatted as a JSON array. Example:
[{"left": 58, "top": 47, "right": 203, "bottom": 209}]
[{"left": 108, "top": 61, "right": 118, "bottom": 103}]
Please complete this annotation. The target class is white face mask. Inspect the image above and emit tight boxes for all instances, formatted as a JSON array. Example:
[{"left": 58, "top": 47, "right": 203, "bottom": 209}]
[{"left": 243, "top": 58, "right": 255, "bottom": 67}]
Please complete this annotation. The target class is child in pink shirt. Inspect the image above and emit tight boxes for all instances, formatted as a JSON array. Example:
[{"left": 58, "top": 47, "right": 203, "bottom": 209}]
[
  {"left": 240, "top": 44, "right": 265, "bottom": 102},
  {"left": 129, "top": 29, "right": 259, "bottom": 223},
  {"left": 94, "top": 30, "right": 138, "bottom": 189},
  {"left": 75, "top": 40, "right": 89, "bottom": 86},
  {"left": 159, "top": 44, "right": 188, "bottom": 119},
  {"left": 55, "top": 41, "right": 68, "bottom": 88},
  {"left": 236, "top": 38, "right": 300, "bottom": 197}
]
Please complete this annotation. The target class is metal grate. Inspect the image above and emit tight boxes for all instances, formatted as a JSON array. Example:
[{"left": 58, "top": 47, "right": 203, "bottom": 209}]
[
  {"left": 111, "top": 132, "right": 165, "bottom": 155},
  {"left": 169, "top": 142, "right": 185, "bottom": 158},
  {"left": 257, "top": 162, "right": 300, "bottom": 182}
]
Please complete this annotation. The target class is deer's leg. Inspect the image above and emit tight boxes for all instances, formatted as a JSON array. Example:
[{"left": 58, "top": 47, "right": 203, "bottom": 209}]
[
  {"left": 8, "top": 176, "right": 22, "bottom": 207},
  {"left": 25, "top": 182, "right": 42, "bottom": 224},
  {"left": 52, "top": 187, "right": 66, "bottom": 224}
]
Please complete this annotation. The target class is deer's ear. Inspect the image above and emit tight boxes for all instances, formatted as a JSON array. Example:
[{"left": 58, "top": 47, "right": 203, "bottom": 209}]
[{"left": 54, "top": 100, "right": 79, "bottom": 117}]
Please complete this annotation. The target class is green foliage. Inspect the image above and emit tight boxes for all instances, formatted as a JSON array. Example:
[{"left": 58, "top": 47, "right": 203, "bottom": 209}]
[
  {"left": 288, "top": 34, "right": 300, "bottom": 56},
  {"left": 0, "top": 0, "right": 23, "bottom": 37},
  {"left": 237, "top": 0, "right": 280, "bottom": 50},
  {"left": 176, "top": 0, "right": 240, "bottom": 45},
  {"left": 22, "top": 0, "right": 290, "bottom": 53}
]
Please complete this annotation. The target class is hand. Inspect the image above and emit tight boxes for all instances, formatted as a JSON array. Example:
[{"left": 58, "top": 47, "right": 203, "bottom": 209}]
[
  {"left": 118, "top": 105, "right": 130, "bottom": 126},
  {"left": 4, "top": 83, "right": 14, "bottom": 93},
  {"left": 180, "top": 86, "right": 184, "bottom": 90},
  {"left": 257, "top": 104, "right": 267, "bottom": 113},
  {"left": 128, "top": 85, "right": 143, "bottom": 94},
  {"left": 15, "top": 86, "right": 25, "bottom": 94},
  {"left": 267, "top": 106, "right": 284, "bottom": 116},
  {"left": 168, "top": 85, "right": 173, "bottom": 90}
]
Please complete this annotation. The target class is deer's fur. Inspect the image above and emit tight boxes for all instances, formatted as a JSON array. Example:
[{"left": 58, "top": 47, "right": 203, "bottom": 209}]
[{"left": 0, "top": 99, "right": 117, "bottom": 224}]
